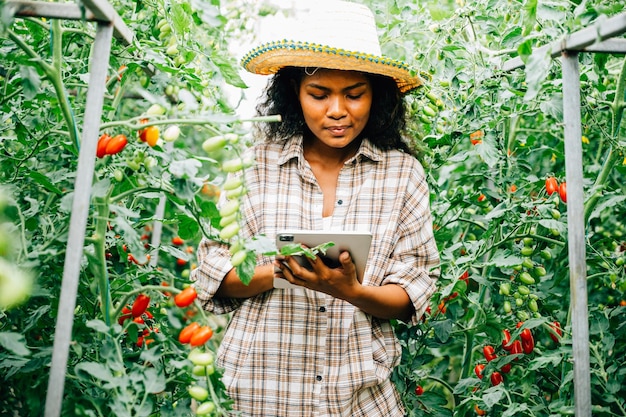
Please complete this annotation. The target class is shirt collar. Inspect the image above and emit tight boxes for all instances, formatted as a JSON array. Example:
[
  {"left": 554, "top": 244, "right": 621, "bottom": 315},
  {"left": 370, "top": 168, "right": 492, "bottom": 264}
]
[{"left": 277, "top": 135, "right": 384, "bottom": 166}]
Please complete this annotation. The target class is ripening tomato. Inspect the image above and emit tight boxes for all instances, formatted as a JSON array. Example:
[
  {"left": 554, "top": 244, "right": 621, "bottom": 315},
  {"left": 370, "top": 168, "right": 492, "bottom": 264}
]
[
  {"left": 558, "top": 182, "right": 567, "bottom": 203},
  {"left": 545, "top": 176, "right": 559, "bottom": 195},
  {"left": 172, "top": 236, "right": 184, "bottom": 246},
  {"left": 190, "top": 326, "right": 213, "bottom": 346},
  {"left": 105, "top": 134, "right": 128, "bottom": 155},
  {"left": 178, "top": 322, "right": 200, "bottom": 344},
  {"left": 140, "top": 125, "right": 160, "bottom": 147},
  {"left": 474, "top": 404, "right": 487, "bottom": 416},
  {"left": 174, "top": 286, "right": 197, "bottom": 308},
  {"left": 96, "top": 134, "right": 112, "bottom": 158},
  {"left": 131, "top": 294, "right": 150, "bottom": 317}
]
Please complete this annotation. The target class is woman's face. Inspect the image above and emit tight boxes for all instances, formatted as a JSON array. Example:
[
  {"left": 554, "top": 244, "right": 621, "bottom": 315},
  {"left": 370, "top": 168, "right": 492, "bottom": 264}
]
[{"left": 297, "top": 69, "right": 372, "bottom": 149}]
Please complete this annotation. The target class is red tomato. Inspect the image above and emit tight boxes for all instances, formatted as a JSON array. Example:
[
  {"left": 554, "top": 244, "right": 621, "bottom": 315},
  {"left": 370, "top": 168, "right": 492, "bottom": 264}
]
[
  {"left": 510, "top": 340, "right": 523, "bottom": 358},
  {"left": 483, "top": 345, "right": 497, "bottom": 362},
  {"left": 415, "top": 385, "right": 424, "bottom": 396},
  {"left": 558, "top": 182, "right": 567, "bottom": 203},
  {"left": 190, "top": 326, "right": 213, "bottom": 346},
  {"left": 96, "top": 134, "right": 112, "bottom": 158},
  {"left": 174, "top": 286, "right": 198, "bottom": 308},
  {"left": 474, "top": 363, "right": 485, "bottom": 379},
  {"left": 172, "top": 236, "right": 184, "bottom": 246},
  {"left": 176, "top": 258, "right": 188, "bottom": 267},
  {"left": 105, "top": 134, "right": 128, "bottom": 155},
  {"left": 178, "top": 322, "right": 200, "bottom": 344},
  {"left": 490, "top": 371, "right": 503, "bottom": 386},
  {"left": 545, "top": 176, "right": 559, "bottom": 195},
  {"left": 501, "top": 363, "right": 511, "bottom": 373},
  {"left": 118, "top": 306, "right": 132, "bottom": 325},
  {"left": 502, "top": 329, "right": 513, "bottom": 351},
  {"left": 520, "top": 328, "right": 535, "bottom": 354},
  {"left": 549, "top": 321, "right": 563, "bottom": 343},
  {"left": 131, "top": 294, "right": 150, "bottom": 317}
]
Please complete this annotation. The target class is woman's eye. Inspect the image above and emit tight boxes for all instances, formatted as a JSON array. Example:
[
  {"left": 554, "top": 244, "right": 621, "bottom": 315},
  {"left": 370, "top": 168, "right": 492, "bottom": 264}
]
[
  {"left": 347, "top": 94, "right": 363, "bottom": 100},
  {"left": 310, "top": 94, "right": 326, "bottom": 100}
]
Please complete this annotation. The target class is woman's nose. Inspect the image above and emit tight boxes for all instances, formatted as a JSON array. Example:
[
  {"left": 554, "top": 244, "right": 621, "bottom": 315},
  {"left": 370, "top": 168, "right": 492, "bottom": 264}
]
[{"left": 326, "top": 96, "right": 347, "bottom": 119}]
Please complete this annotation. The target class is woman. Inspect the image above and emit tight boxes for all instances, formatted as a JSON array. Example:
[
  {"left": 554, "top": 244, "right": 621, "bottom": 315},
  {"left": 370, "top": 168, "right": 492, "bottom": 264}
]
[{"left": 192, "top": 2, "right": 440, "bottom": 415}]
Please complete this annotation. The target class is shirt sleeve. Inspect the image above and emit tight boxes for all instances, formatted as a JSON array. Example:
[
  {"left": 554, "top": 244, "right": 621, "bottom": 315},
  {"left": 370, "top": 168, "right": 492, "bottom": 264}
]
[
  {"left": 191, "top": 236, "right": 244, "bottom": 314},
  {"left": 381, "top": 162, "right": 440, "bottom": 325}
]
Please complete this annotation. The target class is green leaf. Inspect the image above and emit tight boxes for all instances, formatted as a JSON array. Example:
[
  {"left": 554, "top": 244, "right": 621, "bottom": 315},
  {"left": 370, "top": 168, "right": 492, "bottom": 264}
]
[
  {"left": 211, "top": 54, "right": 247, "bottom": 88},
  {"left": 0, "top": 332, "right": 31, "bottom": 356},
  {"left": 75, "top": 361, "right": 115, "bottom": 383},
  {"left": 28, "top": 171, "right": 62, "bottom": 195},
  {"left": 475, "top": 134, "right": 499, "bottom": 168},
  {"left": 86, "top": 319, "right": 110, "bottom": 335},
  {"left": 175, "top": 213, "right": 200, "bottom": 240},
  {"left": 482, "top": 385, "right": 505, "bottom": 408},
  {"left": 524, "top": 48, "right": 552, "bottom": 101},
  {"left": 431, "top": 319, "right": 453, "bottom": 343}
]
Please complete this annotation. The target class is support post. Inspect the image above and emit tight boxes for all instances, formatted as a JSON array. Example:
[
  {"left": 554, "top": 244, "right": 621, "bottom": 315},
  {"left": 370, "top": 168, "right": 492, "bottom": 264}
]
[
  {"left": 561, "top": 50, "right": 591, "bottom": 417},
  {"left": 44, "top": 21, "right": 114, "bottom": 417}
]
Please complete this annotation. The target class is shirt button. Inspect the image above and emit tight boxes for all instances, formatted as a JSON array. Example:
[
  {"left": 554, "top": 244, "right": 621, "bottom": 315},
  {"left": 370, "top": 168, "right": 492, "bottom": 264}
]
[
  {"left": 316, "top": 375, "right": 323, "bottom": 381},
  {"left": 337, "top": 199, "right": 343, "bottom": 205},
  {"left": 319, "top": 306, "right": 326, "bottom": 312}
]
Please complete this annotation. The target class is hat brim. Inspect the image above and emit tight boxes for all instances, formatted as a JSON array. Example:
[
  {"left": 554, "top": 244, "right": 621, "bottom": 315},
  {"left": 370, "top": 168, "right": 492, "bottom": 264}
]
[{"left": 241, "top": 41, "right": 425, "bottom": 94}]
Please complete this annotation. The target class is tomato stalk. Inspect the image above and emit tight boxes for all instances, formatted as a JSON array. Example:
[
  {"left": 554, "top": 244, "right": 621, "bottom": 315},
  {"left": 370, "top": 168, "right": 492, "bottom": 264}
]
[
  {"left": 583, "top": 55, "right": 626, "bottom": 224},
  {"left": 7, "top": 22, "right": 79, "bottom": 150},
  {"left": 89, "top": 194, "right": 114, "bottom": 324},
  {"left": 99, "top": 115, "right": 282, "bottom": 133}
]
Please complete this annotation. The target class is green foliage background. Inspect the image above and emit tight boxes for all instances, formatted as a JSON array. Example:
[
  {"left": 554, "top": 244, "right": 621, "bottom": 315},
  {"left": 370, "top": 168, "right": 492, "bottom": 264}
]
[{"left": 0, "top": 0, "right": 625, "bottom": 416}]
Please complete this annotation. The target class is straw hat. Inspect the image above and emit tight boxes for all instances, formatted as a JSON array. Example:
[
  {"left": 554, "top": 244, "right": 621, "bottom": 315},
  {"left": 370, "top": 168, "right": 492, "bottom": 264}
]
[{"left": 241, "top": 0, "right": 424, "bottom": 94}]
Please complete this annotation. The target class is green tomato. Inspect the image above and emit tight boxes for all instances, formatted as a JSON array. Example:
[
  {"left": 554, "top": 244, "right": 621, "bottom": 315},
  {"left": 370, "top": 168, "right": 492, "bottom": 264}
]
[
  {"left": 499, "top": 283, "right": 511, "bottom": 296},
  {"left": 519, "top": 272, "right": 535, "bottom": 285},
  {"left": 222, "top": 176, "right": 243, "bottom": 191},
  {"left": 230, "top": 249, "right": 248, "bottom": 267},
  {"left": 188, "top": 385, "right": 209, "bottom": 402},
  {"left": 219, "top": 222, "right": 240, "bottom": 241},
  {"left": 528, "top": 298, "right": 539, "bottom": 312},
  {"left": 0, "top": 259, "right": 33, "bottom": 310},
  {"left": 189, "top": 349, "right": 215, "bottom": 367},
  {"left": 533, "top": 266, "right": 547, "bottom": 277},
  {"left": 221, "top": 158, "right": 244, "bottom": 173},
  {"left": 518, "top": 285, "right": 531, "bottom": 295},
  {"left": 196, "top": 401, "right": 216, "bottom": 416},
  {"left": 113, "top": 169, "right": 124, "bottom": 182},
  {"left": 192, "top": 365, "right": 207, "bottom": 376},
  {"left": 503, "top": 300, "right": 512, "bottom": 314},
  {"left": 521, "top": 246, "right": 534, "bottom": 257},
  {"left": 522, "top": 258, "right": 534, "bottom": 269},
  {"left": 218, "top": 200, "right": 240, "bottom": 218},
  {"left": 202, "top": 135, "right": 228, "bottom": 153}
]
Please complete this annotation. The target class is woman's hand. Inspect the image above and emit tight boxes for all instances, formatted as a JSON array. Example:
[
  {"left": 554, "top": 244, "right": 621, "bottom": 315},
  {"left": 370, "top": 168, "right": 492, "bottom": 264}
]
[
  {"left": 274, "top": 251, "right": 414, "bottom": 321},
  {"left": 274, "top": 251, "right": 361, "bottom": 299}
]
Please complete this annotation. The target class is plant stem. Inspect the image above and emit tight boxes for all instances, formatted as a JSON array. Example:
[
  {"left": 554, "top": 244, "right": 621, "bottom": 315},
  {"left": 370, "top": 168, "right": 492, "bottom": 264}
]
[
  {"left": 92, "top": 194, "right": 113, "bottom": 324},
  {"left": 583, "top": 56, "right": 626, "bottom": 223}
]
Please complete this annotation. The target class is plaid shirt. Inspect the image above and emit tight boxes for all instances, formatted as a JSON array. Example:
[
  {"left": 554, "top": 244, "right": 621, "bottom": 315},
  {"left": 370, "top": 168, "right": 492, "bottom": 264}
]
[{"left": 192, "top": 135, "right": 439, "bottom": 416}]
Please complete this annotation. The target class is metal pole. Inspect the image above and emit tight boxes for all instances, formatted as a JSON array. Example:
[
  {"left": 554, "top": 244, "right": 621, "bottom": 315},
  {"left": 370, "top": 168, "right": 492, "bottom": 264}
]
[
  {"left": 561, "top": 50, "right": 591, "bottom": 417},
  {"left": 44, "top": 22, "right": 114, "bottom": 417}
]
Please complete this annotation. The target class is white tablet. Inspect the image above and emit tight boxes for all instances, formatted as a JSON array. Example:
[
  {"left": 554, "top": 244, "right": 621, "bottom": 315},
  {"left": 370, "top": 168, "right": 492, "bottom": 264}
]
[{"left": 274, "top": 229, "right": 372, "bottom": 289}]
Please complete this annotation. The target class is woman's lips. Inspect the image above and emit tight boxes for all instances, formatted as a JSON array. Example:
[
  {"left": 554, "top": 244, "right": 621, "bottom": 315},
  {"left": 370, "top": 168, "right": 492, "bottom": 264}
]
[{"left": 327, "top": 126, "right": 349, "bottom": 136}]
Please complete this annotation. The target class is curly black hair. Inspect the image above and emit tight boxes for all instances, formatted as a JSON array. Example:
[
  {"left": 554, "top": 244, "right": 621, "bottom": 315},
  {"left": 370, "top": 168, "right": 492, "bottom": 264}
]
[{"left": 253, "top": 66, "right": 417, "bottom": 157}]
